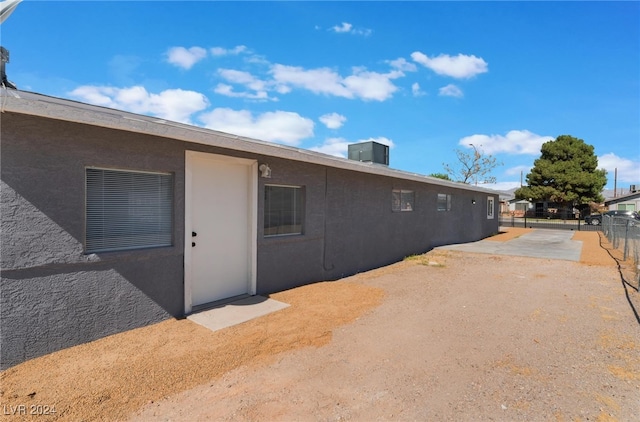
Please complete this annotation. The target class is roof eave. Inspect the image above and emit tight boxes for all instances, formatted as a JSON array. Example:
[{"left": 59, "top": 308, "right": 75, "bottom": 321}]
[{"left": 1, "top": 88, "right": 498, "bottom": 195}]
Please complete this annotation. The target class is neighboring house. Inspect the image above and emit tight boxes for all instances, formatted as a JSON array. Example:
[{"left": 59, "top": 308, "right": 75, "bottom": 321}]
[
  {"left": 497, "top": 190, "right": 514, "bottom": 215},
  {"left": 0, "top": 89, "right": 499, "bottom": 369},
  {"left": 496, "top": 189, "right": 534, "bottom": 217},
  {"left": 604, "top": 189, "right": 640, "bottom": 212},
  {"left": 507, "top": 199, "right": 533, "bottom": 217}
]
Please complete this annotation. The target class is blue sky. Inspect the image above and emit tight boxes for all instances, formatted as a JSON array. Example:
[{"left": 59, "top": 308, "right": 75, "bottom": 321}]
[{"left": 3, "top": 1, "right": 639, "bottom": 192}]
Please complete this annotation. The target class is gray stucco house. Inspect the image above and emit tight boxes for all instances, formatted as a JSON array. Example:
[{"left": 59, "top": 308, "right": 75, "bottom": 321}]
[{"left": 1, "top": 89, "right": 499, "bottom": 369}]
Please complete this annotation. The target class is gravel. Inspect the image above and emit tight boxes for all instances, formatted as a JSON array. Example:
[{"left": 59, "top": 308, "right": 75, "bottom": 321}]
[{"left": 1, "top": 229, "right": 638, "bottom": 421}]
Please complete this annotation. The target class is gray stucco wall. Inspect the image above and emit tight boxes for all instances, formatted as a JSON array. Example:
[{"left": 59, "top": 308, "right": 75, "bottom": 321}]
[
  {"left": 1, "top": 111, "right": 499, "bottom": 369},
  {"left": 255, "top": 162, "right": 499, "bottom": 293},
  {"left": 1, "top": 113, "right": 185, "bottom": 369}
]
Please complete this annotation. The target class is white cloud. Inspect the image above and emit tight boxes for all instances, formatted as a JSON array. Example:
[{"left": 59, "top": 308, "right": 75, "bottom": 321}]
[
  {"left": 319, "top": 113, "right": 347, "bottom": 129},
  {"left": 481, "top": 166, "right": 533, "bottom": 192},
  {"left": 270, "top": 64, "right": 352, "bottom": 98},
  {"left": 69, "top": 85, "right": 209, "bottom": 124},
  {"left": 244, "top": 54, "right": 270, "bottom": 66},
  {"left": 483, "top": 181, "right": 523, "bottom": 192},
  {"left": 459, "top": 130, "right": 553, "bottom": 155},
  {"left": 218, "top": 69, "right": 263, "bottom": 88},
  {"left": 166, "top": 46, "right": 207, "bottom": 70},
  {"left": 212, "top": 64, "right": 401, "bottom": 102},
  {"left": 439, "top": 84, "right": 463, "bottom": 98},
  {"left": 330, "top": 22, "right": 372, "bottom": 36},
  {"left": 597, "top": 153, "right": 640, "bottom": 183},
  {"left": 310, "top": 137, "right": 352, "bottom": 157},
  {"left": 198, "top": 108, "right": 314, "bottom": 145},
  {"left": 206, "top": 48, "right": 407, "bottom": 102},
  {"left": 213, "top": 84, "right": 271, "bottom": 100},
  {"left": 343, "top": 69, "right": 400, "bottom": 101},
  {"left": 358, "top": 136, "right": 395, "bottom": 149},
  {"left": 332, "top": 22, "right": 353, "bottom": 33},
  {"left": 505, "top": 165, "right": 532, "bottom": 177},
  {"left": 411, "top": 52, "right": 488, "bottom": 79},
  {"left": 270, "top": 64, "right": 400, "bottom": 101},
  {"left": 69, "top": 86, "right": 115, "bottom": 107},
  {"left": 215, "top": 69, "right": 273, "bottom": 100},
  {"left": 388, "top": 58, "right": 417, "bottom": 72},
  {"left": 412, "top": 82, "right": 426, "bottom": 97},
  {"left": 210, "top": 45, "right": 247, "bottom": 56}
]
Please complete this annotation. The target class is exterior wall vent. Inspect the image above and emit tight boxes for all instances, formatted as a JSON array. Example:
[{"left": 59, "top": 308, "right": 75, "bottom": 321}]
[{"left": 348, "top": 141, "right": 389, "bottom": 166}]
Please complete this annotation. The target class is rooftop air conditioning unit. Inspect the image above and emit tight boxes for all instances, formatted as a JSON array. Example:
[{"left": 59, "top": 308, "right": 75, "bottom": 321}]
[
  {"left": 347, "top": 141, "right": 389, "bottom": 166},
  {"left": 630, "top": 185, "right": 637, "bottom": 193}
]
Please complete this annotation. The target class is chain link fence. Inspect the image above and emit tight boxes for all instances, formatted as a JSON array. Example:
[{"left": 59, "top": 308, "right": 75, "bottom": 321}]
[{"left": 602, "top": 215, "right": 640, "bottom": 288}]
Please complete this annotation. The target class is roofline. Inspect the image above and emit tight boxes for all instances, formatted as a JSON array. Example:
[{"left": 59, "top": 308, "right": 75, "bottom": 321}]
[
  {"left": 1, "top": 88, "right": 498, "bottom": 195},
  {"left": 604, "top": 192, "right": 640, "bottom": 205}
]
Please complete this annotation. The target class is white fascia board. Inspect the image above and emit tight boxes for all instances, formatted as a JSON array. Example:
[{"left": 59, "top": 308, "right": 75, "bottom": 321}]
[{"left": 1, "top": 89, "right": 499, "bottom": 196}]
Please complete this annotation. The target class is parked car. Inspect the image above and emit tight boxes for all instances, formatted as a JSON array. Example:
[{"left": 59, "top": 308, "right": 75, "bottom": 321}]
[{"left": 584, "top": 210, "right": 640, "bottom": 225}]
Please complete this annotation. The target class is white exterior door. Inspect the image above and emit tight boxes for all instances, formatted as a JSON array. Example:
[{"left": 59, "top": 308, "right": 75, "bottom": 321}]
[{"left": 185, "top": 152, "right": 257, "bottom": 313}]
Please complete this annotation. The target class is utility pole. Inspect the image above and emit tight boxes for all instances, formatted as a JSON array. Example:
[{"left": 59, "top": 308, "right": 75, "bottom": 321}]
[
  {"left": 0, "top": 0, "right": 22, "bottom": 89},
  {"left": 520, "top": 170, "right": 523, "bottom": 187}
]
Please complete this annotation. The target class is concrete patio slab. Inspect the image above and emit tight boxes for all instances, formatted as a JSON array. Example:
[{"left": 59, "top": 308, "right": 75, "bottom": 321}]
[
  {"left": 436, "top": 228, "right": 583, "bottom": 261},
  {"left": 187, "top": 296, "right": 290, "bottom": 332}
]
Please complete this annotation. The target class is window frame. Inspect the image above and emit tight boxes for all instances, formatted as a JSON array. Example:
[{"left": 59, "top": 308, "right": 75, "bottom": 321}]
[
  {"left": 437, "top": 193, "right": 452, "bottom": 212},
  {"left": 85, "top": 167, "right": 174, "bottom": 253},
  {"left": 392, "top": 189, "right": 415, "bottom": 212},
  {"left": 487, "top": 196, "right": 495, "bottom": 219},
  {"left": 263, "top": 184, "right": 305, "bottom": 237}
]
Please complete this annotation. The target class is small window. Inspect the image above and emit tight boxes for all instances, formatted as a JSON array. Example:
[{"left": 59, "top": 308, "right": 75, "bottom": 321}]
[
  {"left": 437, "top": 193, "right": 452, "bottom": 211},
  {"left": 86, "top": 168, "right": 173, "bottom": 253},
  {"left": 392, "top": 189, "right": 414, "bottom": 212},
  {"left": 264, "top": 185, "right": 304, "bottom": 236},
  {"left": 487, "top": 196, "right": 495, "bottom": 219}
]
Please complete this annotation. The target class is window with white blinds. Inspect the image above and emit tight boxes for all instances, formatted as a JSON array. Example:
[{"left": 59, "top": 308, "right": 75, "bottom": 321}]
[{"left": 86, "top": 168, "right": 173, "bottom": 253}]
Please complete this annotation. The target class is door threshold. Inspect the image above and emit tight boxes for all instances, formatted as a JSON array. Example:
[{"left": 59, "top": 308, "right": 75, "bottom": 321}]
[{"left": 190, "top": 294, "right": 252, "bottom": 314}]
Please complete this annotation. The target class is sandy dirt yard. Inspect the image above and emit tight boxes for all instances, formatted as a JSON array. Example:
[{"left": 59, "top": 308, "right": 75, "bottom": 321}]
[{"left": 1, "top": 229, "right": 639, "bottom": 421}]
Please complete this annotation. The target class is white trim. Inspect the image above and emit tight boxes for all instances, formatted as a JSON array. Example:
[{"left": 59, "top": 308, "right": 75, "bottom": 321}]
[
  {"left": 249, "top": 161, "right": 258, "bottom": 296},
  {"left": 184, "top": 152, "right": 194, "bottom": 314},
  {"left": 487, "top": 196, "right": 495, "bottom": 219}
]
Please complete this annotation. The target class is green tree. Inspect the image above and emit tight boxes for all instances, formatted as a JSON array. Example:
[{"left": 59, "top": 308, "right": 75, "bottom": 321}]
[
  {"left": 515, "top": 135, "right": 607, "bottom": 211},
  {"left": 428, "top": 173, "right": 452, "bottom": 181},
  {"left": 443, "top": 144, "right": 501, "bottom": 185}
]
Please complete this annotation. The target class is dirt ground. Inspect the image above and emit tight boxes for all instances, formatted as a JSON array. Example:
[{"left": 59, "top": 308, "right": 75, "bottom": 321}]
[{"left": 1, "top": 229, "right": 639, "bottom": 421}]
